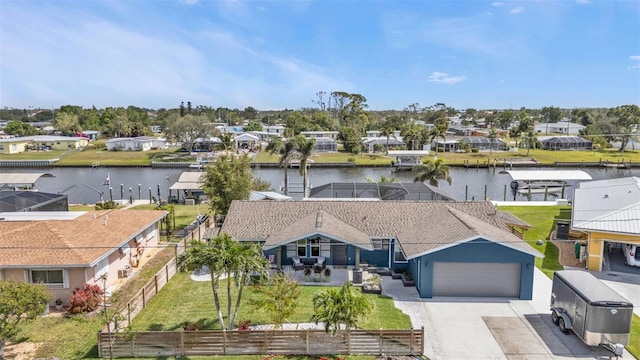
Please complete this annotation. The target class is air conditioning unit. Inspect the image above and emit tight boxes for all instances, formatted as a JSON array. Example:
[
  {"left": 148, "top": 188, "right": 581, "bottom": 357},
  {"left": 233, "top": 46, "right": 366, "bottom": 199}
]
[{"left": 118, "top": 269, "right": 131, "bottom": 278}]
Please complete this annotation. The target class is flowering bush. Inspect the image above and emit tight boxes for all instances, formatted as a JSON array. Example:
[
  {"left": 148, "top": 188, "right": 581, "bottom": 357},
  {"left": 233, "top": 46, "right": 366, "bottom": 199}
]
[{"left": 67, "top": 283, "right": 104, "bottom": 314}]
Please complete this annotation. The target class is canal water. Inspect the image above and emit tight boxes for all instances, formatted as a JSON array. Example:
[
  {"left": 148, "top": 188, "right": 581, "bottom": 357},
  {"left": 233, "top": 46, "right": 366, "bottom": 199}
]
[{"left": 1, "top": 166, "right": 637, "bottom": 204}]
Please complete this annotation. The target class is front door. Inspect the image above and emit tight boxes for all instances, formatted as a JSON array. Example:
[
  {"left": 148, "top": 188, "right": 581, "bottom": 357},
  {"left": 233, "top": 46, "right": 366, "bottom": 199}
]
[{"left": 333, "top": 244, "right": 348, "bottom": 266}]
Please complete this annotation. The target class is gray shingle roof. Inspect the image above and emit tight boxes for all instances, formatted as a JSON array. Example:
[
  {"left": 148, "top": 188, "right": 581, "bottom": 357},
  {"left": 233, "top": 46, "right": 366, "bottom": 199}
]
[{"left": 221, "top": 200, "right": 541, "bottom": 259}]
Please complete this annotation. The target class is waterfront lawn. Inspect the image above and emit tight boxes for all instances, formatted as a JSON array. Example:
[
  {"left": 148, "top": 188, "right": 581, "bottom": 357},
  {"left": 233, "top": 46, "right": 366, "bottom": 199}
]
[
  {"left": 499, "top": 206, "right": 569, "bottom": 279},
  {"left": 0, "top": 149, "right": 68, "bottom": 160},
  {"left": 54, "top": 148, "right": 167, "bottom": 166},
  {"left": 131, "top": 272, "right": 411, "bottom": 331},
  {"left": 255, "top": 151, "right": 394, "bottom": 166}
]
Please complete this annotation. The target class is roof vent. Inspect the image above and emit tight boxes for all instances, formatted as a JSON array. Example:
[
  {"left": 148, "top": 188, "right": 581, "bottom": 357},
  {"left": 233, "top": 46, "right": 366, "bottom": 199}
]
[
  {"left": 104, "top": 215, "right": 108, "bottom": 225},
  {"left": 315, "top": 212, "right": 323, "bottom": 229},
  {"left": 603, "top": 194, "right": 609, "bottom": 199}
]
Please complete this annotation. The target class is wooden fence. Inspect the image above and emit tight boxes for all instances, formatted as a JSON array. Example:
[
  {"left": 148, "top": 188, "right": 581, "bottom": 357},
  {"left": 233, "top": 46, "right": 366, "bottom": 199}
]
[{"left": 98, "top": 328, "right": 424, "bottom": 358}]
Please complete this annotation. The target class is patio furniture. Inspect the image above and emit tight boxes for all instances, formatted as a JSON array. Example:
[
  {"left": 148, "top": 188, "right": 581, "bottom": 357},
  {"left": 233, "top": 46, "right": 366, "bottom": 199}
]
[
  {"left": 292, "top": 256, "right": 305, "bottom": 271},
  {"left": 315, "top": 256, "right": 326, "bottom": 270}
]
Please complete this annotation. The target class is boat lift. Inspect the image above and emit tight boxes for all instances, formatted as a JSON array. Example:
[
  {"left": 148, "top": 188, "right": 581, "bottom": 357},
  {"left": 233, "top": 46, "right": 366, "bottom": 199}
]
[{"left": 500, "top": 170, "right": 593, "bottom": 201}]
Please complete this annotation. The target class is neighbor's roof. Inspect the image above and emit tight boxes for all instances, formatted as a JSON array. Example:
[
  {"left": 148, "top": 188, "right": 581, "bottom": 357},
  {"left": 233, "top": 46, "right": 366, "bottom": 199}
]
[
  {"left": 0, "top": 173, "right": 54, "bottom": 186},
  {"left": 572, "top": 177, "right": 640, "bottom": 234},
  {"left": 500, "top": 170, "right": 592, "bottom": 181},
  {"left": 221, "top": 201, "right": 541, "bottom": 259},
  {"left": 0, "top": 209, "right": 167, "bottom": 267}
]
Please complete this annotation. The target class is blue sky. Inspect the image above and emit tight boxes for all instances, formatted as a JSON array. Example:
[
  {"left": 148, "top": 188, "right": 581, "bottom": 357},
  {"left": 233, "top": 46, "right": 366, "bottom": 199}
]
[{"left": 1, "top": 0, "right": 639, "bottom": 111}]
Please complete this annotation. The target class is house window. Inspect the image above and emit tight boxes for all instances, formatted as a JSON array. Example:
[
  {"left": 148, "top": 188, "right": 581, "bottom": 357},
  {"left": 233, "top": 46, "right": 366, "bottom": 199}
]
[
  {"left": 94, "top": 257, "right": 109, "bottom": 278},
  {"left": 372, "top": 239, "right": 390, "bottom": 250},
  {"left": 320, "top": 239, "right": 331, "bottom": 258},
  {"left": 286, "top": 242, "right": 296, "bottom": 258},
  {"left": 31, "top": 270, "right": 64, "bottom": 285},
  {"left": 394, "top": 245, "right": 407, "bottom": 263},
  {"left": 297, "top": 239, "right": 306, "bottom": 257},
  {"left": 310, "top": 238, "right": 320, "bottom": 257}
]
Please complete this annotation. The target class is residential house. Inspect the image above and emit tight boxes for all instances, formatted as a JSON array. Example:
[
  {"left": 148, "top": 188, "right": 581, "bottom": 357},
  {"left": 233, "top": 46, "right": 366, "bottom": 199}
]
[
  {"left": 0, "top": 135, "right": 89, "bottom": 154},
  {"left": 219, "top": 200, "right": 541, "bottom": 299},
  {"left": 572, "top": 177, "right": 640, "bottom": 272},
  {"left": 106, "top": 136, "right": 167, "bottom": 151},
  {"left": 538, "top": 136, "right": 592, "bottom": 151},
  {"left": 234, "top": 133, "right": 259, "bottom": 150},
  {"left": 534, "top": 120, "right": 585, "bottom": 135},
  {"left": 301, "top": 131, "right": 339, "bottom": 141},
  {"left": 81, "top": 130, "right": 101, "bottom": 141},
  {"left": 0, "top": 209, "right": 168, "bottom": 305}
]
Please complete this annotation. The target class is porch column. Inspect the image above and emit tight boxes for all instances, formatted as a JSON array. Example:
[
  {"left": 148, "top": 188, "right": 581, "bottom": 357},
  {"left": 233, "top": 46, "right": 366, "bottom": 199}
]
[
  {"left": 276, "top": 246, "right": 282, "bottom": 268},
  {"left": 355, "top": 248, "right": 360, "bottom": 268}
]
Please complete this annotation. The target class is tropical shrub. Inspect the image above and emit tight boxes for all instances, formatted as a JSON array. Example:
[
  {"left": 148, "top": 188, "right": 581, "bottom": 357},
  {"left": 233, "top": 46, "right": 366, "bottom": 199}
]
[{"left": 68, "top": 284, "right": 104, "bottom": 314}]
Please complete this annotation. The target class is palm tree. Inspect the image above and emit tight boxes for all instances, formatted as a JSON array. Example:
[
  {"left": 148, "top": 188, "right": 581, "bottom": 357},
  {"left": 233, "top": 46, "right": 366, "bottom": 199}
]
[
  {"left": 379, "top": 126, "right": 395, "bottom": 154},
  {"left": 311, "top": 282, "right": 373, "bottom": 335},
  {"left": 523, "top": 130, "right": 538, "bottom": 156},
  {"left": 265, "top": 137, "right": 296, "bottom": 195},
  {"left": 294, "top": 135, "right": 316, "bottom": 197},
  {"left": 487, "top": 128, "right": 497, "bottom": 157},
  {"left": 413, "top": 158, "right": 452, "bottom": 187},
  {"left": 177, "top": 233, "right": 268, "bottom": 330},
  {"left": 429, "top": 124, "right": 447, "bottom": 154}
]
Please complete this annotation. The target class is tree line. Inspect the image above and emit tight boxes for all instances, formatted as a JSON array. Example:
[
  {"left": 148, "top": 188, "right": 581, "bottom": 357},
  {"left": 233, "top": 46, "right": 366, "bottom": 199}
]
[{"left": 2, "top": 98, "right": 638, "bottom": 152}]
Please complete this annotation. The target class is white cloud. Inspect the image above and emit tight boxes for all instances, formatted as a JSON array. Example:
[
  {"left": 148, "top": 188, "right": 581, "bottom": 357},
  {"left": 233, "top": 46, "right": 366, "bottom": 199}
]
[
  {"left": 491, "top": 2, "right": 504, "bottom": 6},
  {"left": 510, "top": 6, "right": 525, "bottom": 14},
  {"left": 576, "top": 0, "right": 590, "bottom": 4},
  {"left": 428, "top": 72, "right": 467, "bottom": 84},
  {"left": 629, "top": 55, "right": 640, "bottom": 69},
  {"left": 179, "top": 0, "right": 198, "bottom": 5},
  {"left": 0, "top": 4, "right": 353, "bottom": 109}
]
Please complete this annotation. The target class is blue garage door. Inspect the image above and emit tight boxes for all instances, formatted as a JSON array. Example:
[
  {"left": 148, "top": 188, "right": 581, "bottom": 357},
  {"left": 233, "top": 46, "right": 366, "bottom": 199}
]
[{"left": 433, "top": 262, "right": 520, "bottom": 297}]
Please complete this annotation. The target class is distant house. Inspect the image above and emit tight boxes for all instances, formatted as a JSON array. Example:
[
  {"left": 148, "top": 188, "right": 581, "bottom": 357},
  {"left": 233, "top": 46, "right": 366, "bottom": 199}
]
[
  {"left": 538, "top": 136, "right": 592, "bottom": 150},
  {"left": 149, "top": 125, "right": 162, "bottom": 133},
  {"left": 0, "top": 135, "right": 89, "bottom": 154},
  {"left": 535, "top": 120, "right": 585, "bottom": 135},
  {"left": 264, "top": 124, "right": 286, "bottom": 136},
  {"left": 0, "top": 209, "right": 168, "bottom": 305},
  {"left": 301, "top": 131, "right": 339, "bottom": 141},
  {"left": 106, "top": 136, "right": 167, "bottom": 151},
  {"left": 234, "top": 133, "right": 259, "bottom": 149},
  {"left": 82, "top": 130, "right": 101, "bottom": 140}
]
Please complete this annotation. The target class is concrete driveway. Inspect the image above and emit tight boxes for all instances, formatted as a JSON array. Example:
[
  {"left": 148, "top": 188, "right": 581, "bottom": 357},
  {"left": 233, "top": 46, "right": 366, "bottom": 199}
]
[{"left": 382, "top": 268, "right": 637, "bottom": 360}]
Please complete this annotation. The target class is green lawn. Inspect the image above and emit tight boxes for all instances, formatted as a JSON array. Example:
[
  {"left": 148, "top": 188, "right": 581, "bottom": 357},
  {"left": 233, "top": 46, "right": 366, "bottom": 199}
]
[
  {"left": 499, "top": 206, "right": 569, "bottom": 278},
  {"left": 131, "top": 272, "right": 411, "bottom": 332}
]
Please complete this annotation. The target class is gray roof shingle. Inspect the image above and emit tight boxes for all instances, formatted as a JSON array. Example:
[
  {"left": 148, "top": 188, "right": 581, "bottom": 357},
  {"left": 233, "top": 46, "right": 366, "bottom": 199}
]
[{"left": 221, "top": 200, "right": 541, "bottom": 259}]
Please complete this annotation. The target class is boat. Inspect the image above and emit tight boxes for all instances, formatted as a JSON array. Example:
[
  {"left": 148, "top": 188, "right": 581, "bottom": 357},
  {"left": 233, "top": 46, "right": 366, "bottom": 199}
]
[
  {"left": 501, "top": 170, "right": 593, "bottom": 200},
  {"left": 515, "top": 181, "right": 567, "bottom": 195}
]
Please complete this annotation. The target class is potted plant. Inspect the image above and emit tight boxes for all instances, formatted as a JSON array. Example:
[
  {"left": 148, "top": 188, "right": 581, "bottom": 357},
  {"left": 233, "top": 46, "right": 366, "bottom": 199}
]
[
  {"left": 55, "top": 298, "right": 63, "bottom": 311},
  {"left": 304, "top": 267, "right": 311, "bottom": 282},
  {"left": 362, "top": 274, "right": 383, "bottom": 294},
  {"left": 324, "top": 268, "right": 331, "bottom": 282}
]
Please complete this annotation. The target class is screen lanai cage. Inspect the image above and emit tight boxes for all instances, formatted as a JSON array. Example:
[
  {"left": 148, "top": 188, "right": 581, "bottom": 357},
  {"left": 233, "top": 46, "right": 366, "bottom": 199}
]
[
  {"left": 308, "top": 182, "right": 457, "bottom": 201},
  {"left": 539, "top": 136, "right": 593, "bottom": 150},
  {"left": 313, "top": 137, "right": 338, "bottom": 152}
]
